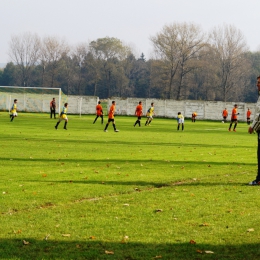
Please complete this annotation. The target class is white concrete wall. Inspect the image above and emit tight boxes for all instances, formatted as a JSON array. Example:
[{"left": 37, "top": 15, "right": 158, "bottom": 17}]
[
  {"left": 0, "top": 92, "right": 98, "bottom": 114},
  {"left": 0, "top": 91, "right": 255, "bottom": 121},
  {"left": 107, "top": 97, "right": 255, "bottom": 122}
]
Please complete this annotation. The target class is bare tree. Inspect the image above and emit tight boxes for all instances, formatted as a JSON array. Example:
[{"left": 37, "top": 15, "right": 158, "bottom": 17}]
[
  {"left": 41, "top": 36, "right": 69, "bottom": 88},
  {"left": 210, "top": 24, "right": 249, "bottom": 102},
  {"left": 9, "top": 32, "right": 41, "bottom": 86},
  {"left": 150, "top": 22, "right": 207, "bottom": 99}
]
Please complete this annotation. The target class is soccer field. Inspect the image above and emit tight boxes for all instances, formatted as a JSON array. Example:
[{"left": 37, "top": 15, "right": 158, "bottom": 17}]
[{"left": 0, "top": 113, "right": 260, "bottom": 259}]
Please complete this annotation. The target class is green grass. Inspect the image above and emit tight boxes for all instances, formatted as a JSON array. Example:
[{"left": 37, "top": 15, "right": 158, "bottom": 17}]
[{"left": 0, "top": 113, "right": 260, "bottom": 259}]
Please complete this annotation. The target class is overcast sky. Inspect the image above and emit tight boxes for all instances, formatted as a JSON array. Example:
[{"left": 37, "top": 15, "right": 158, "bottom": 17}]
[{"left": 1, "top": 0, "right": 260, "bottom": 64}]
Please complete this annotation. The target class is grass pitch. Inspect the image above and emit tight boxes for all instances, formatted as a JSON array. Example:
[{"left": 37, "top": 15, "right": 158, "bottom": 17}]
[{"left": 0, "top": 113, "right": 260, "bottom": 259}]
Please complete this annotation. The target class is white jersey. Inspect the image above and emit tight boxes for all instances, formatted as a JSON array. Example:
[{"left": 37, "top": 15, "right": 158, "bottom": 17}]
[{"left": 252, "top": 95, "right": 260, "bottom": 130}]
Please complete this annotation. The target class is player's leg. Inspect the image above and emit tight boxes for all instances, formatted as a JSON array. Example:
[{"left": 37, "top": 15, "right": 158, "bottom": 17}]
[
  {"left": 177, "top": 123, "right": 180, "bottom": 130},
  {"left": 101, "top": 115, "right": 104, "bottom": 124},
  {"left": 93, "top": 115, "right": 99, "bottom": 124},
  {"left": 182, "top": 123, "right": 184, "bottom": 131},
  {"left": 134, "top": 117, "right": 139, "bottom": 127},
  {"left": 233, "top": 121, "right": 237, "bottom": 131},
  {"left": 112, "top": 119, "right": 119, "bottom": 132},
  {"left": 145, "top": 117, "right": 149, "bottom": 126},
  {"left": 55, "top": 118, "right": 62, "bottom": 129},
  {"left": 228, "top": 121, "right": 233, "bottom": 131},
  {"left": 64, "top": 118, "right": 68, "bottom": 130},
  {"left": 104, "top": 119, "right": 110, "bottom": 131}
]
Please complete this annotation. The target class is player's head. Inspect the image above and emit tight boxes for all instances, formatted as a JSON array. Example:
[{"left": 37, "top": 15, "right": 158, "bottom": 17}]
[
  {"left": 64, "top": 103, "right": 68, "bottom": 107},
  {"left": 14, "top": 99, "right": 17, "bottom": 103},
  {"left": 151, "top": 102, "right": 154, "bottom": 106},
  {"left": 53, "top": 97, "right": 55, "bottom": 100},
  {"left": 112, "top": 101, "right": 115, "bottom": 105},
  {"left": 178, "top": 112, "right": 181, "bottom": 115},
  {"left": 139, "top": 101, "right": 142, "bottom": 105},
  {"left": 234, "top": 104, "right": 237, "bottom": 108},
  {"left": 98, "top": 101, "right": 101, "bottom": 104}
]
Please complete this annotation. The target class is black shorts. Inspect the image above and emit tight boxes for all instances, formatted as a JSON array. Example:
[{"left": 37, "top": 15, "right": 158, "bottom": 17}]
[
  {"left": 137, "top": 116, "right": 141, "bottom": 120},
  {"left": 231, "top": 119, "right": 237, "bottom": 123},
  {"left": 108, "top": 118, "right": 115, "bottom": 123}
]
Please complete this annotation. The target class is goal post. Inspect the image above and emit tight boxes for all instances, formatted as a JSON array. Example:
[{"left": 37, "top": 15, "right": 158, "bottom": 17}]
[{"left": 0, "top": 86, "right": 67, "bottom": 114}]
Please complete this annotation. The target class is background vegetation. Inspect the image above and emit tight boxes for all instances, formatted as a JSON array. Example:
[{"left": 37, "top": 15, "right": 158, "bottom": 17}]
[{"left": 0, "top": 22, "right": 259, "bottom": 102}]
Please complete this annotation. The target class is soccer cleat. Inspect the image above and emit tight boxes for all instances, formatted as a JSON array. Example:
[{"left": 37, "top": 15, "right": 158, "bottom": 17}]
[
  {"left": 104, "top": 130, "right": 108, "bottom": 132},
  {"left": 64, "top": 128, "right": 67, "bottom": 130},
  {"left": 114, "top": 129, "right": 119, "bottom": 132},
  {"left": 233, "top": 129, "right": 236, "bottom": 132},
  {"left": 249, "top": 180, "right": 260, "bottom": 185},
  {"left": 55, "top": 126, "right": 57, "bottom": 129},
  {"left": 228, "top": 129, "right": 231, "bottom": 131}
]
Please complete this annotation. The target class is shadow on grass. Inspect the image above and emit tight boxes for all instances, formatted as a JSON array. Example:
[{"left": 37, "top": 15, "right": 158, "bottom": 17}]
[
  {"left": 0, "top": 238, "right": 260, "bottom": 260},
  {"left": 0, "top": 135, "right": 254, "bottom": 149},
  {"left": 23, "top": 179, "right": 247, "bottom": 188},
  {"left": 0, "top": 157, "right": 255, "bottom": 167}
]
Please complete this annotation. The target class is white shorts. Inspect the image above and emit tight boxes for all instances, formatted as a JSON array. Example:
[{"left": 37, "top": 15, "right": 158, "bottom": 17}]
[
  {"left": 178, "top": 118, "right": 184, "bottom": 124},
  {"left": 11, "top": 112, "right": 18, "bottom": 116}
]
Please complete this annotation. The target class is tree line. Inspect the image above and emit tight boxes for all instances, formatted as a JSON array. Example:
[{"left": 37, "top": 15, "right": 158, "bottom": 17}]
[{"left": 0, "top": 22, "right": 260, "bottom": 102}]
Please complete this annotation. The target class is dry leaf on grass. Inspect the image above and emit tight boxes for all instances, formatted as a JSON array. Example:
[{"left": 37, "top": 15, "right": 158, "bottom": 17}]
[
  {"left": 205, "top": 250, "right": 214, "bottom": 254},
  {"left": 153, "top": 256, "right": 162, "bottom": 259},
  {"left": 23, "top": 240, "right": 29, "bottom": 245},
  {"left": 190, "top": 240, "right": 196, "bottom": 244},
  {"left": 121, "top": 236, "right": 129, "bottom": 243},
  {"left": 123, "top": 203, "right": 129, "bottom": 206},
  {"left": 196, "top": 249, "right": 203, "bottom": 254},
  {"left": 89, "top": 236, "right": 96, "bottom": 239},
  {"left": 247, "top": 228, "right": 254, "bottom": 232},
  {"left": 62, "top": 234, "right": 71, "bottom": 237},
  {"left": 199, "top": 223, "right": 209, "bottom": 227},
  {"left": 155, "top": 209, "right": 163, "bottom": 213},
  {"left": 105, "top": 250, "right": 114, "bottom": 255}
]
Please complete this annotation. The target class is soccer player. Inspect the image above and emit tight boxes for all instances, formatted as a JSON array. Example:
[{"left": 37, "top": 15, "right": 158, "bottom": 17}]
[
  {"left": 93, "top": 101, "right": 103, "bottom": 124},
  {"left": 55, "top": 103, "right": 68, "bottom": 130},
  {"left": 177, "top": 112, "right": 184, "bottom": 131},
  {"left": 50, "top": 97, "right": 56, "bottom": 119},
  {"left": 191, "top": 112, "right": 197, "bottom": 122},
  {"left": 104, "top": 101, "right": 119, "bottom": 132},
  {"left": 247, "top": 108, "right": 251, "bottom": 125},
  {"left": 133, "top": 101, "right": 143, "bottom": 127},
  {"left": 248, "top": 76, "right": 260, "bottom": 185},
  {"left": 145, "top": 102, "right": 155, "bottom": 126},
  {"left": 222, "top": 108, "right": 228, "bottom": 123},
  {"left": 228, "top": 104, "right": 239, "bottom": 132},
  {"left": 10, "top": 99, "right": 18, "bottom": 122}
]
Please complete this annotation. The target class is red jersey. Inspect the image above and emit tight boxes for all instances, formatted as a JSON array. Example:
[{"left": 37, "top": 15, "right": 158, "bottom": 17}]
[
  {"left": 247, "top": 110, "right": 251, "bottom": 118},
  {"left": 135, "top": 104, "right": 143, "bottom": 117},
  {"left": 231, "top": 108, "right": 238, "bottom": 120},
  {"left": 108, "top": 104, "right": 115, "bottom": 119},
  {"left": 222, "top": 109, "right": 228, "bottom": 117},
  {"left": 96, "top": 104, "right": 103, "bottom": 116}
]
